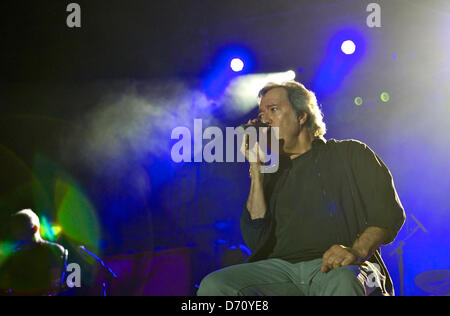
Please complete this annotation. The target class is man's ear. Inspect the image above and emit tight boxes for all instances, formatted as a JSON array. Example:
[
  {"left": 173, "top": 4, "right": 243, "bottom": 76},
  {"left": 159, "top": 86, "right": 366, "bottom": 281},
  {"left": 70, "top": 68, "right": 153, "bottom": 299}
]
[
  {"left": 297, "top": 112, "right": 308, "bottom": 127},
  {"left": 33, "top": 225, "right": 39, "bottom": 234}
]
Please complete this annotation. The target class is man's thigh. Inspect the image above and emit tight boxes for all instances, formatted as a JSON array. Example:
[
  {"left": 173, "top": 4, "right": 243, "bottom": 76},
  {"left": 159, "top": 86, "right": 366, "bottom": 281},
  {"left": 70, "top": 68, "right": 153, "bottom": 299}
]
[
  {"left": 309, "top": 260, "right": 382, "bottom": 296},
  {"left": 197, "top": 258, "right": 306, "bottom": 296}
]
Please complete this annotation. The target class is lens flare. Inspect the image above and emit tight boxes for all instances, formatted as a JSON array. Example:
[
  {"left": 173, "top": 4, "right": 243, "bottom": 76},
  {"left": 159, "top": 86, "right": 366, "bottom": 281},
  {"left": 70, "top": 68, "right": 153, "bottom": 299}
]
[
  {"left": 56, "top": 178, "right": 100, "bottom": 250},
  {"left": 380, "top": 92, "right": 390, "bottom": 102},
  {"left": 32, "top": 155, "right": 100, "bottom": 250},
  {"left": 40, "top": 216, "right": 54, "bottom": 241},
  {"left": 39, "top": 216, "right": 63, "bottom": 242},
  {"left": 354, "top": 97, "right": 363, "bottom": 106}
]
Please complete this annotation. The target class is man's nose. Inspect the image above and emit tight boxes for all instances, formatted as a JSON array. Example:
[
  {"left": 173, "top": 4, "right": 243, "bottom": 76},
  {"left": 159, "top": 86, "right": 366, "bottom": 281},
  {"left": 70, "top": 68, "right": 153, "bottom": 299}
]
[{"left": 261, "top": 115, "right": 272, "bottom": 126}]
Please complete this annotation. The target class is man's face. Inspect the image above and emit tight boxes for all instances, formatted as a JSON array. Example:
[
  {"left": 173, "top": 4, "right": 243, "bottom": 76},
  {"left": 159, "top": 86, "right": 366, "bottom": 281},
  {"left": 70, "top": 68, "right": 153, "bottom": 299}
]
[
  {"left": 258, "top": 87, "right": 301, "bottom": 150},
  {"left": 11, "top": 215, "right": 36, "bottom": 242}
]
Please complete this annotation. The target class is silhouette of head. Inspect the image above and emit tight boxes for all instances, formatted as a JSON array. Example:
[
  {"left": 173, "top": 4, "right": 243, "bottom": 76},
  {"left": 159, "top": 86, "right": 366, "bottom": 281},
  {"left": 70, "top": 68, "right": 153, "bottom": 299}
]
[{"left": 10, "top": 209, "right": 41, "bottom": 242}]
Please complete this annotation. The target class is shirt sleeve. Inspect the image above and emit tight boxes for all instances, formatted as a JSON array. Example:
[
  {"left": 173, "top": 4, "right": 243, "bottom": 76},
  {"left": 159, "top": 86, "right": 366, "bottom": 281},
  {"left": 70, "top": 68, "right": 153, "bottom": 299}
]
[
  {"left": 240, "top": 205, "right": 268, "bottom": 252},
  {"left": 349, "top": 141, "right": 406, "bottom": 244}
]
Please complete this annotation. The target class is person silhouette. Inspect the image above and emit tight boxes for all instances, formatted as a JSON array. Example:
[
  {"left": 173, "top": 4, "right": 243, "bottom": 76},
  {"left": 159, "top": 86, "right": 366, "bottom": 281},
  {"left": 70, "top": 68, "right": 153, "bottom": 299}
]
[{"left": 0, "top": 209, "right": 67, "bottom": 296}]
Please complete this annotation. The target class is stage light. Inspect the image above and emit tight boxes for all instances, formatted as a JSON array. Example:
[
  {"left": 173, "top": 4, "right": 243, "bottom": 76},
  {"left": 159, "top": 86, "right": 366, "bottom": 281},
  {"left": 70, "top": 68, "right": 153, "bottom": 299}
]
[
  {"left": 354, "top": 97, "right": 363, "bottom": 106},
  {"left": 203, "top": 45, "right": 254, "bottom": 98},
  {"left": 230, "top": 58, "right": 244, "bottom": 72},
  {"left": 52, "top": 225, "right": 63, "bottom": 236},
  {"left": 221, "top": 70, "right": 300, "bottom": 116},
  {"left": 40, "top": 216, "right": 62, "bottom": 241},
  {"left": 285, "top": 70, "right": 296, "bottom": 81},
  {"left": 314, "top": 30, "right": 365, "bottom": 95},
  {"left": 267, "top": 70, "right": 296, "bottom": 83},
  {"left": 341, "top": 40, "right": 356, "bottom": 55},
  {"left": 380, "top": 92, "right": 390, "bottom": 102}
]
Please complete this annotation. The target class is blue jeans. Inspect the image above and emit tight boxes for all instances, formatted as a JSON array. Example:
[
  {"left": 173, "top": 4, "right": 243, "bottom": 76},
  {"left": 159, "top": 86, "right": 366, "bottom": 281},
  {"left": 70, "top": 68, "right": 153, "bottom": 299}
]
[{"left": 197, "top": 258, "right": 383, "bottom": 296}]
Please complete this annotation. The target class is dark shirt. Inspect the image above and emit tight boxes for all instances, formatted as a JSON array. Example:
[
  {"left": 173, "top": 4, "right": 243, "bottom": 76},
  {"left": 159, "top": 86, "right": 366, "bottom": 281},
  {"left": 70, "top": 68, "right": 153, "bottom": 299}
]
[
  {"left": 266, "top": 148, "right": 341, "bottom": 263},
  {"left": 240, "top": 138, "right": 406, "bottom": 295},
  {"left": 0, "top": 240, "right": 65, "bottom": 296}
]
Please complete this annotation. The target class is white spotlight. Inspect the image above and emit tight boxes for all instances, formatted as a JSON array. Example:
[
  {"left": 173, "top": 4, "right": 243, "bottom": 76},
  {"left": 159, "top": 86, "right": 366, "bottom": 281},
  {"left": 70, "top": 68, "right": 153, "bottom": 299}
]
[
  {"left": 285, "top": 70, "right": 296, "bottom": 81},
  {"left": 221, "top": 70, "right": 299, "bottom": 117},
  {"left": 230, "top": 58, "right": 244, "bottom": 72},
  {"left": 341, "top": 40, "right": 356, "bottom": 55}
]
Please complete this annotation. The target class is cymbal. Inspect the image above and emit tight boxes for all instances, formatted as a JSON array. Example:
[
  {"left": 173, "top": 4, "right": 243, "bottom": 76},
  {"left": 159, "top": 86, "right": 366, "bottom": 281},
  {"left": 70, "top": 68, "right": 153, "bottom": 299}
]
[{"left": 414, "top": 270, "right": 450, "bottom": 296}]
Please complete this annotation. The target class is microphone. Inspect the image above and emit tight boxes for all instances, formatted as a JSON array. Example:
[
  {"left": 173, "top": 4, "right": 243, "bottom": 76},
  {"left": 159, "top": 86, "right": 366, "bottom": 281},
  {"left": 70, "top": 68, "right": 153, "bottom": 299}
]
[
  {"left": 411, "top": 214, "right": 427, "bottom": 233},
  {"left": 238, "top": 122, "right": 274, "bottom": 145},
  {"left": 77, "top": 245, "right": 102, "bottom": 262},
  {"left": 77, "top": 245, "right": 118, "bottom": 279},
  {"left": 238, "top": 122, "right": 270, "bottom": 129}
]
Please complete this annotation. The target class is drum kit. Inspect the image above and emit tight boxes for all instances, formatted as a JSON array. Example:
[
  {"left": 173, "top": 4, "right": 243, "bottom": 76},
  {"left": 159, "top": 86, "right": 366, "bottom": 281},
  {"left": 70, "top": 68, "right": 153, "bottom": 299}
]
[
  {"left": 390, "top": 214, "right": 449, "bottom": 296},
  {"left": 414, "top": 269, "right": 450, "bottom": 296}
]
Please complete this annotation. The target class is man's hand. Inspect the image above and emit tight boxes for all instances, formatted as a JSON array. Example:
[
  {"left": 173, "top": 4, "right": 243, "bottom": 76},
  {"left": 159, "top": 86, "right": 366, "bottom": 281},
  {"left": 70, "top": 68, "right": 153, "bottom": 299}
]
[
  {"left": 321, "top": 245, "right": 366, "bottom": 273},
  {"left": 321, "top": 227, "right": 388, "bottom": 273},
  {"left": 241, "top": 119, "right": 268, "bottom": 220},
  {"left": 240, "top": 119, "right": 267, "bottom": 180}
]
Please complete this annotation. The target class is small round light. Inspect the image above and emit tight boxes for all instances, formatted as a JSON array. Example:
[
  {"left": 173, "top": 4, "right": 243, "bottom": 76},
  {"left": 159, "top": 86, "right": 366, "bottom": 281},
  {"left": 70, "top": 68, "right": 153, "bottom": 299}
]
[
  {"left": 230, "top": 58, "right": 244, "bottom": 72},
  {"left": 341, "top": 40, "right": 356, "bottom": 55},
  {"left": 285, "top": 70, "right": 296, "bottom": 81},
  {"left": 354, "top": 97, "right": 363, "bottom": 106},
  {"left": 380, "top": 92, "right": 390, "bottom": 102}
]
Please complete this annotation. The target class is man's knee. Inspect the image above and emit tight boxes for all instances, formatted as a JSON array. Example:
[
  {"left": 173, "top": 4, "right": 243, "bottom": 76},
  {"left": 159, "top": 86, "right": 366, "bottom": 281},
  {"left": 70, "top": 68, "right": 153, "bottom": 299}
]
[
  {"left": 197, "top": 270, "right": 237, "bottom": 296},
  {"left": 321, "top": 266, "right": 365, "bottom": 296}
]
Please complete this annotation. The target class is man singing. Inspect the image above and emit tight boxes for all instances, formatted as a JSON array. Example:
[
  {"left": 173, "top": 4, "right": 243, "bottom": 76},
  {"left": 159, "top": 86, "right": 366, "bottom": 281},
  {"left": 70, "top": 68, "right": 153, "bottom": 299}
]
[{"left": 197, "top": 81, "right": 405, "bottom": 296}]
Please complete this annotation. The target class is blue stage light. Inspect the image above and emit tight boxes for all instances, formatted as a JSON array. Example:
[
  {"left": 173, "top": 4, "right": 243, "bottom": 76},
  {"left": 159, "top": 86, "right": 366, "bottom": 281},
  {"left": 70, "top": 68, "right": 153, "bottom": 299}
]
[
  {"left": 202, "top": 45, "right": 255, "bottom": 99},
  {"left": 341, "top": 40, "right": 356, "bottom": 55},
  {"left": 313, "top": 30, "right": 365, "bottom": 96},
  {"left": 230, "top": 58, "right": 244, "bottom": 72}
]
